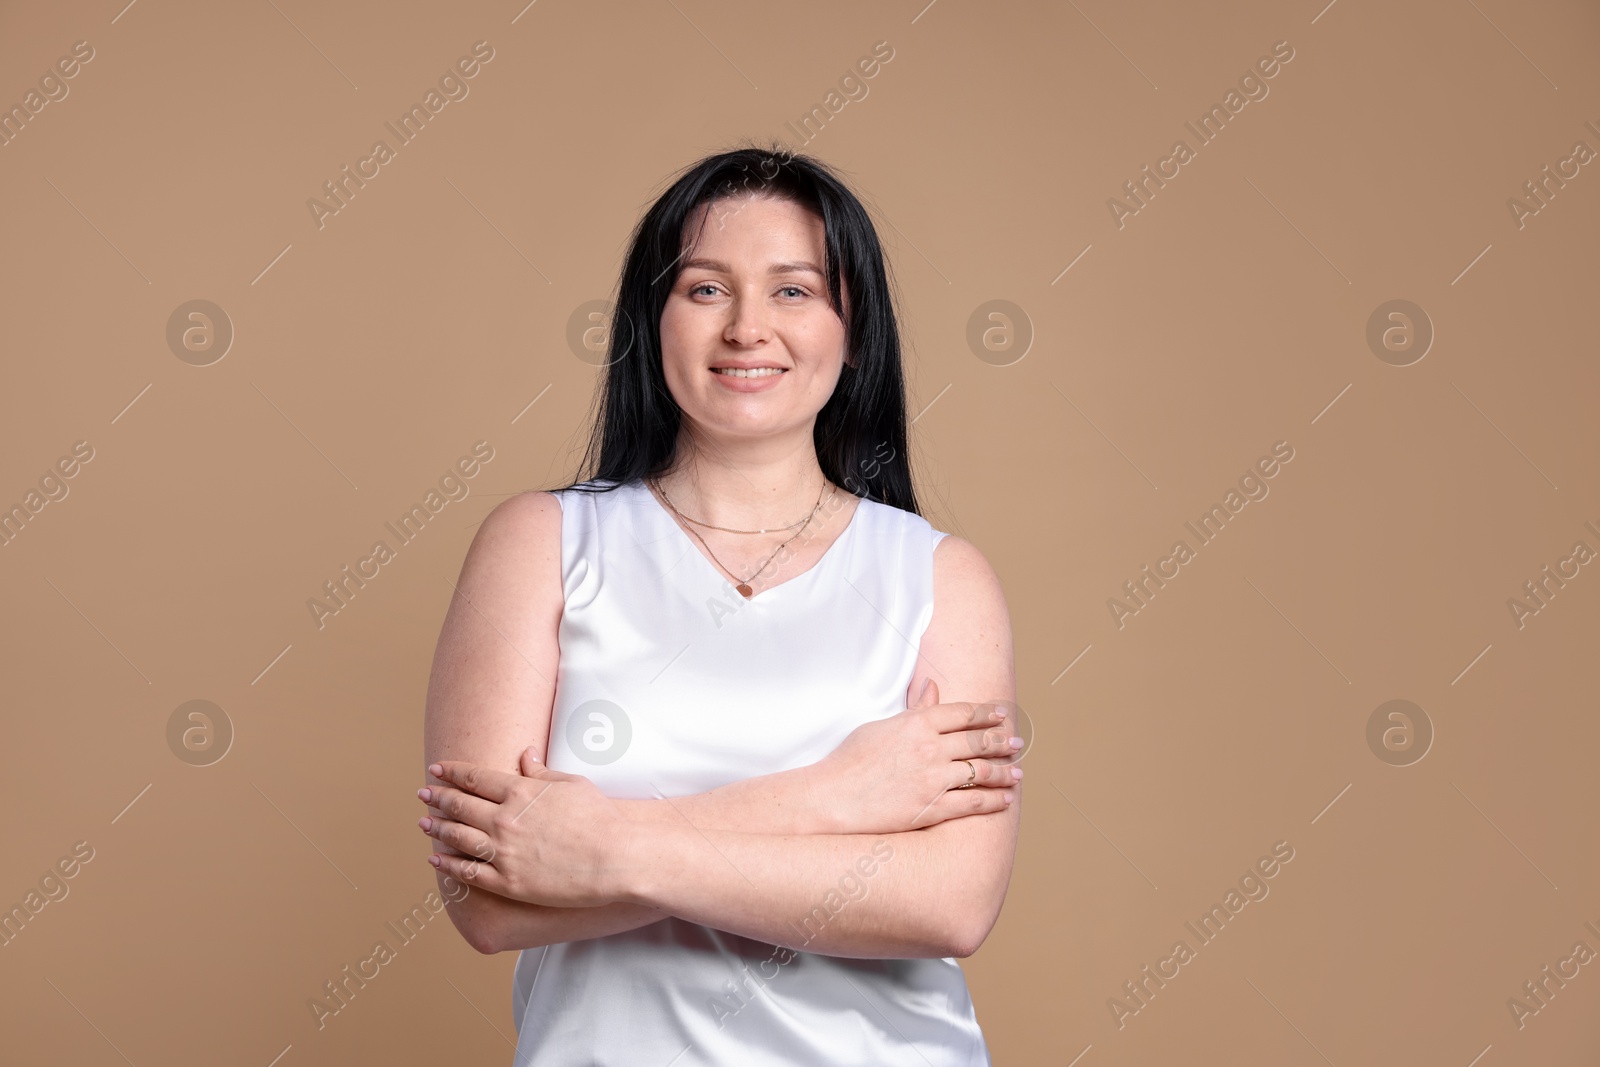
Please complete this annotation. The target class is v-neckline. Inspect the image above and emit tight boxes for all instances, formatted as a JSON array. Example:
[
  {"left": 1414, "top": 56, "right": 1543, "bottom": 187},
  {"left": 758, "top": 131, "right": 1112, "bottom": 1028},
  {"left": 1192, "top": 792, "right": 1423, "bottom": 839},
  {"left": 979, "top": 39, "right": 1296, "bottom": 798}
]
[{"left": 637, "top": 478, "right": 865, "bottom": 600}]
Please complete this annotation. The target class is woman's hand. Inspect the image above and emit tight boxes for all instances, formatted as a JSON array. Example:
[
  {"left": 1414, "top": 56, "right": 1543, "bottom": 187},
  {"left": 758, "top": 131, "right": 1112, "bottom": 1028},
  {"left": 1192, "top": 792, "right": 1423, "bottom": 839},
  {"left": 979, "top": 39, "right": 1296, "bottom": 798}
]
[
  {"left": 801, "top": 679, "right": 1023, "bottom": 835},
  {"left": 419, "top": 752, "right": 638, "bottom": 908}
]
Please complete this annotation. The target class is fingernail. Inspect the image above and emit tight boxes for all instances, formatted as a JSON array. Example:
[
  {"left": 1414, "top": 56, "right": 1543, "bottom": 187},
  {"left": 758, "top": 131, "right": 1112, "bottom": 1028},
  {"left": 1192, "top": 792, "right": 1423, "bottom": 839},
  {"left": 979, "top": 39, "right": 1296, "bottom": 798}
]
[
  {"left": 1011, "top": 766, "right": 1023, "bottom": 780},
  {"left": 990, "top": 707, "right": 1005, "bottom": 720},
  {"left": 428, "top": 854, "right": 441, "bottom": 867},
  {"left": 1002, "top": 791, "right": 1014, "bottom": 804},
  {"left": 1009, "top": 736, "right": 1024, "bottom": 750},
  {"left": 418, "top": 817, "right": 433, "bottom": 831},
  {"left": 427, "top": 763, "right": 443, "bottom": 777},
  {"left": 417, "top": 787, "right": 432, "bottom": 802}
]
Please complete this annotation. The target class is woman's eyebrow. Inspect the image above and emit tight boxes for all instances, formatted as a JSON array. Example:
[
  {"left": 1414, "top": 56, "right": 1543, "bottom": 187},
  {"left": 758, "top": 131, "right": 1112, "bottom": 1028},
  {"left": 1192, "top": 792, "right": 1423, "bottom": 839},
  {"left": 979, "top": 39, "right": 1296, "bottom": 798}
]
[{"left": 682, "top": 257, "right": 823, "bottom": 276}]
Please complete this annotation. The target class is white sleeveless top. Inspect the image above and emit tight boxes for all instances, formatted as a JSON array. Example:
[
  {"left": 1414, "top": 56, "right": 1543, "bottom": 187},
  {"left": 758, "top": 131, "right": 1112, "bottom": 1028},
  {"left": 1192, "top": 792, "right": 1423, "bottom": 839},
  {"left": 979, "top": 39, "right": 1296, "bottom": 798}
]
[{"left": 511, "top": 477, "right": 991, "bottom": 1066}]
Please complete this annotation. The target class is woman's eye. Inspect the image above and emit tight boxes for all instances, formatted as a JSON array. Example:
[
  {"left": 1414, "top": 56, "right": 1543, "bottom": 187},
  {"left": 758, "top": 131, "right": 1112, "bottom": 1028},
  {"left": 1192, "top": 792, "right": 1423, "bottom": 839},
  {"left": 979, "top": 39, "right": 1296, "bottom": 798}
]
[{"left": 687, "top": 283, "right": 806, "bottom": 299}]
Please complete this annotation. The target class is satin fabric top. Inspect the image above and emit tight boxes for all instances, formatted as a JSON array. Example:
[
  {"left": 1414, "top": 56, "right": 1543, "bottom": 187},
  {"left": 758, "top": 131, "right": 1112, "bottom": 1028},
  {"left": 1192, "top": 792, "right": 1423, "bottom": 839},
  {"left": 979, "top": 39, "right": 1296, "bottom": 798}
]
[{"left": 510, "top": 477, "right": 991, "bottom": 1066}]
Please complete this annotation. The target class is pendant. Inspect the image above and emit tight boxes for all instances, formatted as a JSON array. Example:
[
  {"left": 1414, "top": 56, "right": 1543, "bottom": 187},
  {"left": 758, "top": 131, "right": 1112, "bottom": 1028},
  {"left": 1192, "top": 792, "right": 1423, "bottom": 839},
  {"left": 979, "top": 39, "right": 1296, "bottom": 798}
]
[{"left": 736, "top": 582, "right": 754, "bottom": 598}]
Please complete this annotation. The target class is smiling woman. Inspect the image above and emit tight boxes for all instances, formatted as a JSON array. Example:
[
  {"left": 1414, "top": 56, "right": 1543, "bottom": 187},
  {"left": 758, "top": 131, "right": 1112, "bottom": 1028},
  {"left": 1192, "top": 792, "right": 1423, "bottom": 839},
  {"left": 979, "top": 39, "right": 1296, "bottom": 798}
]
[{"left": 419, "top": 145, "right": 1023, "bottom": 1066}]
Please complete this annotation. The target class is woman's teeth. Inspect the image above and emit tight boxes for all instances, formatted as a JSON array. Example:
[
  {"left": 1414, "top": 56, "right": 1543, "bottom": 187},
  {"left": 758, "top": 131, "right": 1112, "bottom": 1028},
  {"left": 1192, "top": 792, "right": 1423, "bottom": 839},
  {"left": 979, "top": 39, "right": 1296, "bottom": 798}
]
[{"left": 713, "top": 367, "right": 784, "bottom": 378}]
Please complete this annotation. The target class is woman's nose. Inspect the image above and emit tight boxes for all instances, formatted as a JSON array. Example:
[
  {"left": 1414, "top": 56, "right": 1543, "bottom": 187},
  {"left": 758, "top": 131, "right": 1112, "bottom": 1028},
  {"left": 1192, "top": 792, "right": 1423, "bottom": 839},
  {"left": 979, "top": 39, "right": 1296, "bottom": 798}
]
[{"left": 724, "top": 297, "right": 770, "bottom": 345}]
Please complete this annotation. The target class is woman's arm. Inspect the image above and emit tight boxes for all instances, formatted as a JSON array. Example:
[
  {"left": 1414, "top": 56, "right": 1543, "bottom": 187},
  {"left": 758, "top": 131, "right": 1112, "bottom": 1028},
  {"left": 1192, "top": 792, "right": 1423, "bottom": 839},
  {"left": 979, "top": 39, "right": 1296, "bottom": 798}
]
[
  {"left": 615, "top": 535, "right": 1020, "bottom": 958},
  {"left": 423, "top": 491, "right": 668, "bottom": 954},
  {"left": 616, "top": 810, "right": 1007, "bottom": 959},
  {"left": 423, "top": 492, "right": 1015, "bottom": 953},
  {"left": 610, "top": 689, "right": 1020, "bottom": 837},
  {"left": 430, "top": 532, "right": 1022, "bottom": 958}
]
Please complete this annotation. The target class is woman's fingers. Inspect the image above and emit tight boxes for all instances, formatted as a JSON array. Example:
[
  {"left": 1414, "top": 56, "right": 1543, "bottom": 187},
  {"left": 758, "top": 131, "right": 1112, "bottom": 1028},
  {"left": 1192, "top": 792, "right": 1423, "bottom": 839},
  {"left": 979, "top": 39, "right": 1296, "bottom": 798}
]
[
  {"left": 943, "top": 724, "right": 1025, "bottom": 767},
  {"left": 429, "top": 849, "right": 509, "bottom": 895},
  {"left": 929, "top": 699, "right": 1006, "bottom": 734},
  {"left": 419, "top": 814, "right": 498, "bottom": 861},
  {"left": 920, "top": 784, "right": 1016, "bottom": 826},
  {"left": 953, "top": 756, "right": 1023, "bottom": 790},
  {"left": 418, "top": 783, "right": 499, "bottom": 830},
  {"left": 429, "top": 760, "right": 522, "bottom": 802}
]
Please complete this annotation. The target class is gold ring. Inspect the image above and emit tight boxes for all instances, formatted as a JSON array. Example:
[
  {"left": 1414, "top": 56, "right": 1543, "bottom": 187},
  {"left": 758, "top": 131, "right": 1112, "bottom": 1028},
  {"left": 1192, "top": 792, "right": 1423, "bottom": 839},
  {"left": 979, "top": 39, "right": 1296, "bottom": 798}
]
[{"left": 955, "top": 760, "right": 976, "bottom": 789}]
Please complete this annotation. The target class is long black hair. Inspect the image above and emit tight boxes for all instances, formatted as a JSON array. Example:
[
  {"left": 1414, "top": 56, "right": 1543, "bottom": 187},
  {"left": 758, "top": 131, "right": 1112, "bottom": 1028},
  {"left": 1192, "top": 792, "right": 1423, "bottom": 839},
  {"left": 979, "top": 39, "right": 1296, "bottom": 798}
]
[{"left": 548, "top": 142, "right": 921, "bottom": 515}]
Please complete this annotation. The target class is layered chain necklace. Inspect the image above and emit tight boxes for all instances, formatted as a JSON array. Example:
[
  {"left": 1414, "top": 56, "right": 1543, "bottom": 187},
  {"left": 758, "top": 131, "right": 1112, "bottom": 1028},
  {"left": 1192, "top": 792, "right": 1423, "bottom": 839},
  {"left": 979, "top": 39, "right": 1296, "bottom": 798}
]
[{"left": 649, "top": 476, "right": 835, "bottom": 598}]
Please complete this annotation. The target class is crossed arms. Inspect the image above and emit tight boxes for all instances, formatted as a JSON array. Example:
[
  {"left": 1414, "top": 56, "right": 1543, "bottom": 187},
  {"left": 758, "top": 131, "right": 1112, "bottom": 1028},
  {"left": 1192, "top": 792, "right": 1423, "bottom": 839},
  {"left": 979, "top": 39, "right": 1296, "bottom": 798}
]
[{"left": 419, "top": 490, "right": 1022, "bottom": 959}]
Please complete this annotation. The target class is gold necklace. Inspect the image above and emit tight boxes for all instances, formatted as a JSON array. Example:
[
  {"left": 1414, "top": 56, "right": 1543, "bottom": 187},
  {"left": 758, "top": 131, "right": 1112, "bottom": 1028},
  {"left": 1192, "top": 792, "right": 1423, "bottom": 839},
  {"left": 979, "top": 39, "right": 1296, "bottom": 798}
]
[
  {"left": 649, "top": 478, "right": 832, "bottom": 598},
  {"left": 653, "top": 479, "right": 818, "bottom": 534}
]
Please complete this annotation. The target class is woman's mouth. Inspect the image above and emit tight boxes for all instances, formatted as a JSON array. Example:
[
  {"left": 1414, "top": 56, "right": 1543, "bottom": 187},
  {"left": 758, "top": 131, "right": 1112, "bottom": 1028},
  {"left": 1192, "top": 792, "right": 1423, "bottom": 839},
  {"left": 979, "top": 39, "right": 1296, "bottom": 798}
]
[{"left": 711, "top": 367, "right": 785, "bottom": 378}]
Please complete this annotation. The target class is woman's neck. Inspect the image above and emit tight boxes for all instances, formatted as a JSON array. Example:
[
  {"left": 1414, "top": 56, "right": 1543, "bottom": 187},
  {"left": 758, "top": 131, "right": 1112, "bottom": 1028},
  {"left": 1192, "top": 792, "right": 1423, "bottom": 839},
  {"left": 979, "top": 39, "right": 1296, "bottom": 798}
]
[{"left": 650, "top": 447, "right": 833, "bottom": 532}]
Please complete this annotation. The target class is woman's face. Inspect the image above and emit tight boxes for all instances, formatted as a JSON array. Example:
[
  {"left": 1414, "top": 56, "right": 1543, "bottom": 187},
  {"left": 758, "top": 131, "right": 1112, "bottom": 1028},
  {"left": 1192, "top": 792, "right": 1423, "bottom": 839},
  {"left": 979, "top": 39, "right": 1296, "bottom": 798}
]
[{"left": 658, "top": 194, "right": 850, "bottom": 452}]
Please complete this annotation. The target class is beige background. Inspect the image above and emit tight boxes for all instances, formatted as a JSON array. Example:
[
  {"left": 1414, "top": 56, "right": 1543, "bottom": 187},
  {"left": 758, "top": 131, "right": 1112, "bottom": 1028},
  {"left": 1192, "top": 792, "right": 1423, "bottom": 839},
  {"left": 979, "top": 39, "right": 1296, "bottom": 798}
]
[{"left": 2, "top": 0, "right": 1597, "bottom": 1063}]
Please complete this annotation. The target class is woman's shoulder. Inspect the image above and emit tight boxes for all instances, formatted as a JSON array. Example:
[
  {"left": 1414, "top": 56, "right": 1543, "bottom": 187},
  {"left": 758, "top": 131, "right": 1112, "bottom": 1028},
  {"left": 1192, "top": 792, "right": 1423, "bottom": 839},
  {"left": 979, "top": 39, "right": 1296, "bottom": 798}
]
[
  {"left": 911, "top": 518, "right": 1011, "bottom": 657},
  {"left": 510, "top": 477, "right": 636, "bottom": 516},
  {"left": 476, "top": 478, "right": 625, "bottom": 543},
  {"left": 861, "top": 497, "right": 1000, "bottom": 596},
  {"left": 472, "top": 489, "right": 565, "bottom": 556}
]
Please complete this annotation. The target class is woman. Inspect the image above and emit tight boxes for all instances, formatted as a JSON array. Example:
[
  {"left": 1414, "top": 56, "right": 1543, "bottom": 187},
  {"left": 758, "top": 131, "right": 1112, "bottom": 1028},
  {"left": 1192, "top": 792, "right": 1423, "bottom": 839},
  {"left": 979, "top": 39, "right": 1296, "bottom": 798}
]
[{"left": 418, "top": 146, "right": 1023, "bottom": 1065}]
